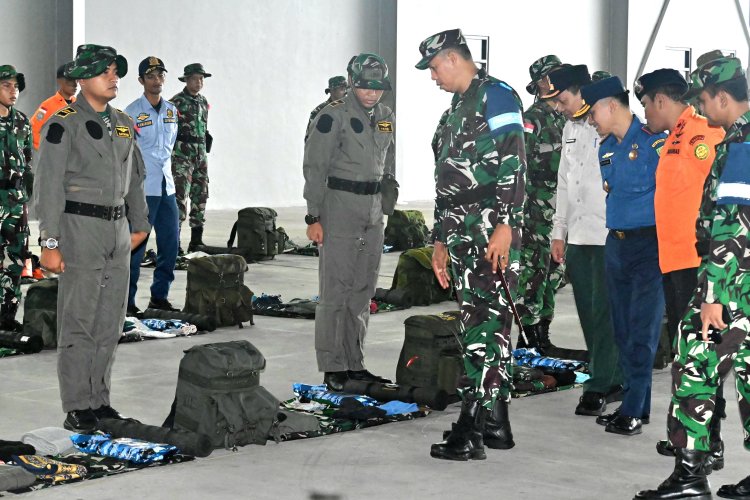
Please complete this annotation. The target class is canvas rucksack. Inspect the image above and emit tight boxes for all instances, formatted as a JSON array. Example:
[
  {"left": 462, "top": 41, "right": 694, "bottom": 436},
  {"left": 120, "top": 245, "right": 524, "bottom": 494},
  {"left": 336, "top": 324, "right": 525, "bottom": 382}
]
[
  {"left": 183, "top": 255, "right": 254, "bottom": 328},
  {"left": 22, "top": 279, "right": 59, "bottom": 348},
  {"left": 384, "top": 210, "right": 429, "bottom": 250},
  {"left": 390, "top": 247, "right": 453, "bottom": 306},
  {"left": 226, "top": 207, "right": 287, "bottom": 262},
  {"left": 396, "top": 311, "right": 464, "bottom": 395},
  {"left": 171, "top": 340, "right": 279, "bottom": 449}
]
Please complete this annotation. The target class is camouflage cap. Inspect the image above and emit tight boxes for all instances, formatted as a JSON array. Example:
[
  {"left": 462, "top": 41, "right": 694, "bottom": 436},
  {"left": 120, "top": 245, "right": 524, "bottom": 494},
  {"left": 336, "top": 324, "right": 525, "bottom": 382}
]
[
  {"left": 325, "top": 75, "right": 347, "bottom": 93},
  {"left": 684, "top": 56, "right": 746, "bottom": 99},
  {"left": 0, "top": 65, "right": 25, "bottom": 92},
  {"left": 591, "top": 70, "right": 612, "bottom": 82},
  {"left": 178, "top": 63, "right": 212, "bottom": 82},
  {"left": 526, "top": 55, "right": 563, "bottom": 95},
  {"left": 66, "top": 44, "right": 127, "bottom": 79},
  {"left": 348, "top": 53, "right": 391, "bottom": 90},
  {"left": 415, "top": 28, "right": 468, "bottom": 70},
  {"left": 697, "top": 50, "right": 725, "bottom": 68}
]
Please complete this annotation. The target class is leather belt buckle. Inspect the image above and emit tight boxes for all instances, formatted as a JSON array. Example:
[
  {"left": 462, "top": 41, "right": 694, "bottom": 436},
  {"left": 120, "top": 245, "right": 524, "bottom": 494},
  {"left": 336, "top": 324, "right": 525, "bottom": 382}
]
[{"left": 614, "top": 230, "right": 626, "bottom": 240}]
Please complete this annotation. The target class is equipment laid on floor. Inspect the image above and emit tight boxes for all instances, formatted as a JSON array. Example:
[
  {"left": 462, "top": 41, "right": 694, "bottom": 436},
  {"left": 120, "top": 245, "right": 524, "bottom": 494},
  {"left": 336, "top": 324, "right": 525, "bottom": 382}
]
[
  {"left": 227, "top": 207, "right": 287, "bottom": 262},
  {"left": 342, "top": 379, "right": 449, "bottom": 411},
  {"left": 183, "top": 254, "right": 254, "bottom": 328},
  {"left": 141, "top": 309, "right": 217, "bottom": 332},
  {"left": 395, "top": 312, "right": 464, "bottom": 396},
  {"left": 0, "top": 330, "right": 43, "bottom": 354},
  {"left": 22, "top": 279, "right": 58, "bottom": 348},
  {"left": 390, "top": 247, "right": 453, "bottom": 306},
  {"left": 167, "top": 340, "right": 279, "bottom": 449},
  {"left": 384, "top": 209, "right": 429, "bottom": 250},
  {"left": 97, "top": 418, "right": 213, "bottom": 458}
]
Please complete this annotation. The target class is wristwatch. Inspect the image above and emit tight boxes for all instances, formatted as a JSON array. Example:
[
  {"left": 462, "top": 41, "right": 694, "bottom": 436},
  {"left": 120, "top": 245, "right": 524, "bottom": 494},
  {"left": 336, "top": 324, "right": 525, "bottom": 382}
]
[
  {"left": 40, "top": 237, "right": 59, "bottom": 250},
  {"left": 305, "top": 214, "right": 320, "bottom": 225}
]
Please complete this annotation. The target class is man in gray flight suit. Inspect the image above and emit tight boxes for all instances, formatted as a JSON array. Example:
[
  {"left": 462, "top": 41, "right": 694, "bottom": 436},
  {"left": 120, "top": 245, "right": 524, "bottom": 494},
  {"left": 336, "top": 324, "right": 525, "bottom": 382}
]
[
  {"left": 34, "top": 44, "right": 150, "bottom": 432},
  {"left": 303, "top": 53, "right": 395, "bottom": 391}
]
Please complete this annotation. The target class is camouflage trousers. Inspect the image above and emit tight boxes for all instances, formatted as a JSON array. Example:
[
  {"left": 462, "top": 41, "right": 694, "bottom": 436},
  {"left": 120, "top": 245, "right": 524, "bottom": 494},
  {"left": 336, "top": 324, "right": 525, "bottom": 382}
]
[
  {"left": 516, "top": 217, "right": 565, "bottom": 326},
  {"left": 667, "top": 270, "right": 750, "bottom": 452},
  {"left": 171, "top": 142, "right": 208, "bottom": 228},
  {"left": 444, "top": 209, "right": 521, "bottom": 410},
  {"left": 0, "top": 197, "right": 28, "bottom": 318}
]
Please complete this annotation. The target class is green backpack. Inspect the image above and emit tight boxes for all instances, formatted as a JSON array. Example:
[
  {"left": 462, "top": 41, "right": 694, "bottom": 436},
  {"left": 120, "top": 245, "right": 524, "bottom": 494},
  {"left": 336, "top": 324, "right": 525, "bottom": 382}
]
[
  {"left": 22, "top": 279, "right": 59, "bottom": 348},
  {"left": 172, "top": 340, "right": 279, "bottom": 449},
  {"left": 384, "top": 210, "right": 429, "bottom": 250},
  {"left": 391, "top": 247, "right": 453, "bottom": 306},
  {"left": 183, "top": 255, "right": 254, "bottom": 328},
  {"left": 396, "top": 312, "right": 464, "bottom": 395},
  {"left": 227, "top": 207, "right": 287, "bottom": 262}
]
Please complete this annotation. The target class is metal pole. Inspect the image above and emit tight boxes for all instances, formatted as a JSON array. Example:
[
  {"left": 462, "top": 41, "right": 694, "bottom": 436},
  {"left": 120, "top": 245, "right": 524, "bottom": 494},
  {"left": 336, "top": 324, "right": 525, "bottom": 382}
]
[{"left": 634, "top": 0, "right": 671, "bottom": 82}]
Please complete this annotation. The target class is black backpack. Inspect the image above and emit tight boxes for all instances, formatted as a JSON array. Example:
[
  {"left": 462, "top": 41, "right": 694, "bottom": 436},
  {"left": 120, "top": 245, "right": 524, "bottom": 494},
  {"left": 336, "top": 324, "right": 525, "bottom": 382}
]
[
  {"left": 183, "top": 255, "right": 254, "bottom": 328},
  {"left": 22, "top": 279, "right": 59, "bottom": 348},
  {"left": 171, "top": 340, "right": 279, "bottom": 449},
  {"left": 384, "top": 210, "right": 429, "bottom": 250},
  {"left": 226, "top": 208, "right": 287, "bottom": 262},
  {"left": 396, "top": 312, "right": 465, "bottom": 395}
]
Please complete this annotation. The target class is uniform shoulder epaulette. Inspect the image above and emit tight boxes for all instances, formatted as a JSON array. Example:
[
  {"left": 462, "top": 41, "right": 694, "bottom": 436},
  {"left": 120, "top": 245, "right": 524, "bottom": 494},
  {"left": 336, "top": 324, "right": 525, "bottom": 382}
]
[
  {"left": 55, "top": 106, "right": 76, "bottom": 118},
  {"left": 641, "top": 125, "right": 655, "bottom": 135},
  {"left": 328, "top": 99, "right": 344, "bottom": 107},
  {"left": 738, "top": 121, "right": 750, "bottom": 141}
]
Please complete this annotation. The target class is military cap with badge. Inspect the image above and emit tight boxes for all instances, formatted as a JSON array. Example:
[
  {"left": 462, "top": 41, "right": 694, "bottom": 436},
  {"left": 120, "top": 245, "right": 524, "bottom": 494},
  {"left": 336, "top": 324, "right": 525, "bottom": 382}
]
[
  {"left": 138, "top": 56, "right": 167, "bottom": 77},
  {"left": 348, "top": 53, "right": 391, "bottom": 90},
  {"left": 633, "top": 68, "right": 688, "bottom": 101},
  {"left": 0, "top": 65, "right": 26, "bottom": 92}
]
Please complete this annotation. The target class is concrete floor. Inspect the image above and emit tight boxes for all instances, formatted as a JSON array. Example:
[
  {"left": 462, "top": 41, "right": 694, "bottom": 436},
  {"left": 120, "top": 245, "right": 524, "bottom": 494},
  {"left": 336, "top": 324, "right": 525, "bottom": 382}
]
[{"left": 1, "top": 202, "right": 747, "bottom": 500}]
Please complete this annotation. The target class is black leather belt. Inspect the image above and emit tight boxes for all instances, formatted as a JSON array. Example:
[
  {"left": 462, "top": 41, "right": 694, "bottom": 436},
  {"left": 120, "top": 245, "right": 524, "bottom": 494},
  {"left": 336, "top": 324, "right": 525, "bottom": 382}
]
[
  {"left": 435, "top": 184, "right": 495, "bottom": 210},
  {"left": 65, "top": 201, "right": 126, "bottom": 221},
  {"left": 176, "top": 134, "right": 205, "bottom": 144},
  {"left": 609, "top": 226, "right": 656, "bottom": 240},
  {"left": 327, "top": 176, "right": 381, "bottom": 195}
]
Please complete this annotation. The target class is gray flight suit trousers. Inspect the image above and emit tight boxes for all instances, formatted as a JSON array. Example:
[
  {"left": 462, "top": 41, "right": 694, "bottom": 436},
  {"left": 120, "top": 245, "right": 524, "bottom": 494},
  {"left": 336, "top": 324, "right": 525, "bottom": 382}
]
[
  {"left": 315, "top": 189, "right": 384, "bottom": 372},
  {"left": 56, "top": 213, "right": 131, "bottom": 413}
]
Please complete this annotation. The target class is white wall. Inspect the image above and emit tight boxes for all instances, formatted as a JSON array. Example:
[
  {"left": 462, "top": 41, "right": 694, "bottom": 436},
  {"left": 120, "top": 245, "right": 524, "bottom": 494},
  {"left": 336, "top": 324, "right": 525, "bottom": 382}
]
[
  {"left": 395, "top": 0, "right": 613, "bottom": 202},
  {"left": 84, "top": 0, "right": 396, "bottom": 209},
  {"left": 627, "top": 0, "right": 750, "bottom": 117}
]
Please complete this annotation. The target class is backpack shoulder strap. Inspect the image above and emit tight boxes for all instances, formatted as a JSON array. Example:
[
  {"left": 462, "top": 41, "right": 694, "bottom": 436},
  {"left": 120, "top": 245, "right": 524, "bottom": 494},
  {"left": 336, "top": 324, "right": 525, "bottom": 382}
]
[{"left": 227, "top": 221, "right": 238, "bottom": 248}]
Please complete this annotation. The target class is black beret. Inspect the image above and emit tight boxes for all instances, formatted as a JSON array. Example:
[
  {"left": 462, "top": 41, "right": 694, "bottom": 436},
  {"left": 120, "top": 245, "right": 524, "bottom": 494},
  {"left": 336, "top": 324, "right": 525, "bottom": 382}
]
[{"left": 634, "top": 68, "right": 688, "bottom": 100}]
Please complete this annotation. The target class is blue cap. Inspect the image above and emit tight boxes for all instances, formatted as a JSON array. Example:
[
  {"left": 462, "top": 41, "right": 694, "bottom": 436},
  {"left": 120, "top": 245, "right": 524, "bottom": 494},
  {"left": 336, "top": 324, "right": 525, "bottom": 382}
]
[
  {"left": 634, "top": 69, "right": 688, "bottom": 100},
  {"left": 580, "top": 76, "right": 628, "bottom": 110}
]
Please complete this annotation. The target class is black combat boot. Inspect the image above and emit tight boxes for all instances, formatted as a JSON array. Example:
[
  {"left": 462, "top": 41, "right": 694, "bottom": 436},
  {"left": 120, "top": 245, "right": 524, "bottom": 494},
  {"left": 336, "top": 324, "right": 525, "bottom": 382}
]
[
  {"left": 483, "top": 399, "right": 515, "bottom": 449},
  {"left": 187, "top": 226, "right": 205, "bottom": 252},
  {"left": 0, "top": 299, "right": 22, "bottom": 332},
  {"left": 634, "top": 448, "right": 711, "bottom": 499},
  {"left": 717, "top": 473, "right": 750, "bottom": 499},
  {"left": 431, "top": 396, "right": 486, "bottom": 461}
]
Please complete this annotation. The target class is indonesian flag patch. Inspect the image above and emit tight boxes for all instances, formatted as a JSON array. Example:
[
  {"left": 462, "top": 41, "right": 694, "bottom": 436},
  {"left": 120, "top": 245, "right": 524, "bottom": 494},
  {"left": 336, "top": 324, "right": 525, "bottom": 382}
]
[{"left": 523, "top": 121, "right": 535, "bottom": 134}]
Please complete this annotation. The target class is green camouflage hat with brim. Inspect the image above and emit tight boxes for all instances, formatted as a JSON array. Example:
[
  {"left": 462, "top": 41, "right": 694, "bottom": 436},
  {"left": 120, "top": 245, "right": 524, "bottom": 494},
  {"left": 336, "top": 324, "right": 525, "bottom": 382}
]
[
  {"left": 0, "top": 65, "right": 25, "bottom": 92},
  {"left": 325, "top": 75, "right": 347, "bottom": 93},
  {"left": 526, "top": 55, "right": 562, "bottom": 95},
  {"left": 66, "top": 44, "right": 127, "bottom": 79},
  {"left": 684, "top": 56, "right": 745, "bottom": 100},
  {"left": 697, "top": 50, "right": 725, "bottom": 69},
  {"left": 591, "top": 70, "right": 612, "bottom": 82},
  {"left": 348, "top": 53, "right": 391, "bottom": 90},
  {"left": 415, "top": 28, "right": 467, "bottom": 70},
  {"left": 178, "top": 63, "right": 212, "bottom": 82}
]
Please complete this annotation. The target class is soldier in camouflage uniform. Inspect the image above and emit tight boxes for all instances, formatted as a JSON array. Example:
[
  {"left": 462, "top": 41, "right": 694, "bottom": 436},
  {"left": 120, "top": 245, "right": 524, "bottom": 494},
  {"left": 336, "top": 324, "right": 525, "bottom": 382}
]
[
  {"left": 171, "top": 63, "right": 211, "bottom": 252},
  {"left": 305, "top": 76, "right": 347, "bottom": 142},
  {"left": 0, "top": 65, "right": 31, "bottom": 332},
  {"left": 635, "top": 56, "right": 750, "bottom": 500},
  {"left": 416, "top": 29, "right": 526, "bottom": 461},
  {"left": 515, "top": 55, "right": 566, "bottom": 353}
]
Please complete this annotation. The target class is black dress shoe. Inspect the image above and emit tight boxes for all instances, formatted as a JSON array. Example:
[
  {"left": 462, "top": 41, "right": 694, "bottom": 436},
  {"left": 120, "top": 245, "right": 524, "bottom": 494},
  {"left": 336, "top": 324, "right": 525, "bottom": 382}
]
[
  {"left": 93, "top": 405, "right": 139, "bottom": 422},
  {"left": 148, "top": 297, "right": 180, "bottom": 312},
  {"left": 126, "top": 303, "right": 142, "bottom": 317},
  {"left": 718, "top": 473, "right": 750, "bottom": 499},
  {"left": 605, "top": 385, "right": 624, "bottom": 403},
  {"left": 597, "top": 407, "right": 650, "bottom": 425},
  {"left": 63, "top": 409, "right": 98, "bottom": 432},
  {"left": 323, "top": 371, "right": 349, "bottom": 391},
  {"left": 347, "top": 370, "right": 392, "bottom": 384},
  {"left": 605, "top": 414, "right": 642, "bottom": 436},
  {"left": 575, "top": 391, "right": 606, "bottom": 416}
]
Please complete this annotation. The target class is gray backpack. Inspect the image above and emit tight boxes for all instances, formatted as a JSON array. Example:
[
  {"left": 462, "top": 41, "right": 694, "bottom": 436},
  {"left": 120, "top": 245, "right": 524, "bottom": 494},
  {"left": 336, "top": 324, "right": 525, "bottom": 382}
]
[{"left": 172, "top": 340, "right": 279, "bottom": 449}]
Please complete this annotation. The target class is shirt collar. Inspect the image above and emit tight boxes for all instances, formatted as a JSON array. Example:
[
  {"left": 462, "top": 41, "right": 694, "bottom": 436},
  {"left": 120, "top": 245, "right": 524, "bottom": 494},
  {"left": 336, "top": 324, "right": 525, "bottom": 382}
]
[{"left": 724, "top": 109, "right": 750, "bottom": 142}]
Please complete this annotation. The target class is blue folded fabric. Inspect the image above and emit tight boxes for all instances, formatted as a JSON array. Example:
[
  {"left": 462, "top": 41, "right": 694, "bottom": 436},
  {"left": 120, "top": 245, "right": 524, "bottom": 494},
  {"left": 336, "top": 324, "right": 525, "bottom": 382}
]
[
  {"left": 70, "top": 434, "right": 177, "bottom": 464},
  {"left": 377, "top": 400, "right": 418, "bottom": 415}
]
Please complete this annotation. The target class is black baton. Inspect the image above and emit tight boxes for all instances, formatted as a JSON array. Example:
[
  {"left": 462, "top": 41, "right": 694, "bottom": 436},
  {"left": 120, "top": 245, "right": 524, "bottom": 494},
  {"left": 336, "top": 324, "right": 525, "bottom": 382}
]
[{"left": 498, "top": 267, "right": 529, "bottom": 347}]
